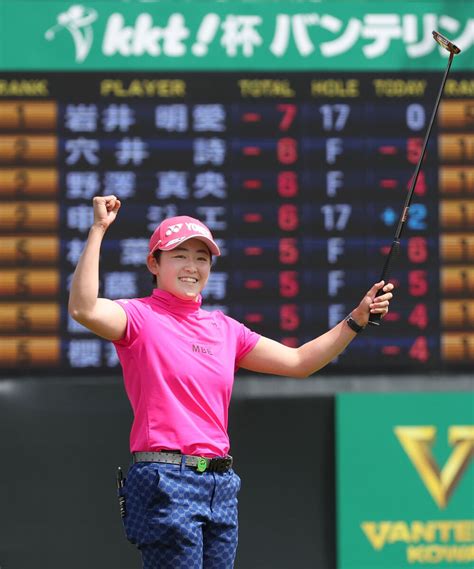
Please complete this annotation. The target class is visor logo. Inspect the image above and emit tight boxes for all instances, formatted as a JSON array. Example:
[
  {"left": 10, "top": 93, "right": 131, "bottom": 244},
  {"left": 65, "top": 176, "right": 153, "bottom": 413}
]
[
  {"left": 185, "top": 222, "right": 210, "bottom": 237},
  {"left": 165, "top": 223, "right": 183, "bottom": 236}
]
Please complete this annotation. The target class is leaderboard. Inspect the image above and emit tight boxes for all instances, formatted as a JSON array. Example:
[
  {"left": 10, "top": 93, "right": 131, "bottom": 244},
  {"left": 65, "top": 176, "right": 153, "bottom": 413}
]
[{"left": 0, "top": 72, "right": 473, "bottom": 372}]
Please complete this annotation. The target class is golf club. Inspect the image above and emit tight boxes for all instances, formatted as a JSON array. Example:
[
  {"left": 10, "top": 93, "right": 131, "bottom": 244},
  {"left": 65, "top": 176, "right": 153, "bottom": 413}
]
[{"left": 368, "top": 30, "right": 461, "bottom": 326}]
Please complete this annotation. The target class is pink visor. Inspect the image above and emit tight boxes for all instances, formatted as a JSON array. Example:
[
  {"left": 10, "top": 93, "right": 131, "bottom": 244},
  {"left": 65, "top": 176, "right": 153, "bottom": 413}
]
[{"left": 149, "top": 216, "right": 221, "bottom": 256}]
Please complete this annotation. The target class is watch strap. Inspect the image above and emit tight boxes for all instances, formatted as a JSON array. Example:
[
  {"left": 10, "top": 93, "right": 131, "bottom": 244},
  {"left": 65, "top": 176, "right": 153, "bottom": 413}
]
[{"left": 346, "top": 314, "right": 365, "bottom": 333}]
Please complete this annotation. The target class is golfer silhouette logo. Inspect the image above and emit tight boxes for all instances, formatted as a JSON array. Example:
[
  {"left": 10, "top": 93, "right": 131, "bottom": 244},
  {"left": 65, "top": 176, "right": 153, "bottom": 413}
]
[{"left": 45, "top": 4, "right": 98, "bottom": 63}]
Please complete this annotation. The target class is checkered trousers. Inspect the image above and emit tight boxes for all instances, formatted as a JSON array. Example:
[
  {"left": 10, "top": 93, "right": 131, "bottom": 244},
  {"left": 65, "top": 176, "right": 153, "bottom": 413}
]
[{"left": 118, "top": 460, "right": 241, "bottom": 568}]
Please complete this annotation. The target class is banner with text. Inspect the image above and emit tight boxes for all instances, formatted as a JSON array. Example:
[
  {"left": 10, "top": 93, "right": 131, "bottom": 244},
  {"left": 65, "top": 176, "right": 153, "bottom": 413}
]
[
  {"left": 337, "top": 392, "right": 474, "bottom": 569},
  {"left": 0, "top": 1, "right": 473, "bottom": 71}
]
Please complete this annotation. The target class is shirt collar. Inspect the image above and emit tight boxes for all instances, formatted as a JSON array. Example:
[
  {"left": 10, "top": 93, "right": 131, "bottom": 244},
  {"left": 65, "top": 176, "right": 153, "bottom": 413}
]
[{"left": 151, "top": 288, "right": 202, "bottom": 314}]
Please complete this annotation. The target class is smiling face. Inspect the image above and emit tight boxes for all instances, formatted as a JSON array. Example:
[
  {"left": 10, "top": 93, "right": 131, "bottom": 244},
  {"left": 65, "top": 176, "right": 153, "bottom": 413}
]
[{"left": 147, "top": 238, "right": 212, "bottom": 301}]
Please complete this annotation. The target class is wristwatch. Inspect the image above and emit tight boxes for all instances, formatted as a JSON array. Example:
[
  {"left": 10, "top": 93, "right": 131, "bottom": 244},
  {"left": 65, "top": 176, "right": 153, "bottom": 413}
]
[{"left": 346, "top": 313, "right": 365, "bottom": 333}]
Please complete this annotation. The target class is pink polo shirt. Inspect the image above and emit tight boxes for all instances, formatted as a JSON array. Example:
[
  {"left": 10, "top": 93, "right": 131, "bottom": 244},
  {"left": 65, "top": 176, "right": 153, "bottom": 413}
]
[{"left": 113, "top": 289, "right": 260, "bottom": 457}]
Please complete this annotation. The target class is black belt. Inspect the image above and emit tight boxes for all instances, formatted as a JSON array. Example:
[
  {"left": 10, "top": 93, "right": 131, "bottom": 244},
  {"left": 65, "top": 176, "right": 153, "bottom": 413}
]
[{"left": 133, "top": 451, "right": 233, "bottom": 473}]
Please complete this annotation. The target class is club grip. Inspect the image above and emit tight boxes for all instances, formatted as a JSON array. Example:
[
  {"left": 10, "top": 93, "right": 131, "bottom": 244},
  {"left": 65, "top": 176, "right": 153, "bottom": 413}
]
[{"left": 367, "top": 239, "right": 400, "bottom": 326}]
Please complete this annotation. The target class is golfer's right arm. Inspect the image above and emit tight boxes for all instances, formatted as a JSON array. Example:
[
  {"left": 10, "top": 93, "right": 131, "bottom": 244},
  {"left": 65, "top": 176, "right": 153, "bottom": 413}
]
[{"left": 68, "top": 195, "right": 127, "bottom": 341}]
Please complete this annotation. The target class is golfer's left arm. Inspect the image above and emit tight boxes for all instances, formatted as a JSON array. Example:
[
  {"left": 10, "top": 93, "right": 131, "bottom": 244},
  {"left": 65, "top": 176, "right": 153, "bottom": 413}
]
[{"left": 239, "top": 281, "right": 394, "bottom": 378}]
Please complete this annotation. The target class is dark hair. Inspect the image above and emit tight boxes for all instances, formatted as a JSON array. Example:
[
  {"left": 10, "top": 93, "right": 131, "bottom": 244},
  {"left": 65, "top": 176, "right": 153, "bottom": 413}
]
[{"left": 151, "top": 250, "right": 161, "bottom": 285}]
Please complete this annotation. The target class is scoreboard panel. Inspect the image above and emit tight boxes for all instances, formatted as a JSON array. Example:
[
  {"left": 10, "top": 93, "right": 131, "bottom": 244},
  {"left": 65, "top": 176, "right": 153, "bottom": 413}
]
[{"left": 0, "top": 72, "right": 473, "bottom": 372}]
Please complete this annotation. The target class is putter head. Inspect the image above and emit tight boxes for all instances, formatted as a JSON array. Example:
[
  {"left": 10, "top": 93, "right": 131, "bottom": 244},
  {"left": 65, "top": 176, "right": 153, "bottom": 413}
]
[{"left": 432, "top": 31, "right": 461, "bottom": 55}]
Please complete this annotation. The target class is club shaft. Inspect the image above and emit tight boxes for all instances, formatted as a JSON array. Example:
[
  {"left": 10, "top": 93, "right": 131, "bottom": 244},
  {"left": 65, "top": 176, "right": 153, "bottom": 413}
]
[
  {"left": 368, "top": 52, "right": 455, "bottom": 327},
  {"left": 394, "top": 52, "right": 454, "bottom": 242}
]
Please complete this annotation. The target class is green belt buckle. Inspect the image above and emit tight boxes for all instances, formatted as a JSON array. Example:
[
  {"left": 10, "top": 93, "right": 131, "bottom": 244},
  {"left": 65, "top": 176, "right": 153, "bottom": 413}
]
[{"left": 196, "top": 458, "right": 208, "bottom": 473}]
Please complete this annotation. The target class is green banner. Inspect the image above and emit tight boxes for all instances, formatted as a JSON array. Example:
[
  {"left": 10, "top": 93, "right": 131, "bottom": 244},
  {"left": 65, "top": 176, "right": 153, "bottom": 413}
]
[
  {"left": 337, "top": 393, "right": 474, "bottom": 569},
  {"left": 0, "top": 1, "right": 473, "bottom": 71}
]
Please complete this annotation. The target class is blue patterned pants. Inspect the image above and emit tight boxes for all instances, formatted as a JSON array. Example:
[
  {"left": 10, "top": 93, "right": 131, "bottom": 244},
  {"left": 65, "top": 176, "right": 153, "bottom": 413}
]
[{"left": 119, "top": 460, "right": 241, "bottom": 568}]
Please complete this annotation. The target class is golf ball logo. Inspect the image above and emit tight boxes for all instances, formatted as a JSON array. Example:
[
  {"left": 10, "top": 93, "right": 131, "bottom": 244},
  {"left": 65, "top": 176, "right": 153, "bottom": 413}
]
[{"left": 45, "top": 4, "right": 98, "bottom": 63}]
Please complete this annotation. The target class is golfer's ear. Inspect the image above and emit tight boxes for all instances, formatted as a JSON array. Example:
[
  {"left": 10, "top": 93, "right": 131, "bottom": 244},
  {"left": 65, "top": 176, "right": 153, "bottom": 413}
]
[{"left": 147, "top": 253, "right": 158, "bottom": 275}]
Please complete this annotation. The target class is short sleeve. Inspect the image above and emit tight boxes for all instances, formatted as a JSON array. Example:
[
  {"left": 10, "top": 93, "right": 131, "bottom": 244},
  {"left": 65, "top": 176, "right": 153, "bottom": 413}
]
[
  {"left": 234, "top": 321, "right": 260, "bottom": 365},
  {"left": 113, "top": 299, "right": 147, "bottom": 347}
]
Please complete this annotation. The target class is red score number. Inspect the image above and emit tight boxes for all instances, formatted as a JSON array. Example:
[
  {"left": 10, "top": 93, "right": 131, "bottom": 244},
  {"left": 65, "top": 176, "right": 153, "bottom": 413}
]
[
  {"left": 408, "top": 270, "right": 428, "bottom": 296},
  {"left": 279, "top": 271, "right": 299, "bottom": 298},
  {"left": 409, "top": 336, "right": 429, "bottom": 362},
  {"left": 279, "top": 238, "right": 299, "bottom": 264},
  {"left": 408, "top": 303, "right": 428, "bottom": 329},
  {"left": 407, "top": 237, "right": 428, "bottom": 263},
  {"left": 278, "top": 204, "right": 299, "bottom": 231},
  {"left": 277, "top": 171, "right": 299, "bottom": 197},
  {"left": 277, "top": 138, "right": 298, "bottom": 164},
  {"left": 276, "top": 104, "right": 297, "bottom": 131},
  {"left": 407, "top": 170, "right": 427, "bottom": 196},
  {"left": 280, "top": 304, "right": 300, "bottom": 331},
  {"left": 407, "top": 137, "right": 423, "bottom": 164}
]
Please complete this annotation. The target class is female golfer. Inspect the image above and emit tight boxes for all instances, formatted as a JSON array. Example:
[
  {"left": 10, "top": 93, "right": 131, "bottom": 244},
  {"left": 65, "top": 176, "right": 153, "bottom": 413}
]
[{"left": 69, "top": 195, "right": 394, "bottom": 569}]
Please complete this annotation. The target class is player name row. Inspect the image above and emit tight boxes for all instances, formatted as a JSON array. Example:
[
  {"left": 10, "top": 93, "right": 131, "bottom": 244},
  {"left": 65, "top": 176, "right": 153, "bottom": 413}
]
[
  {"left": 1, "top": 333, "right": 473, "bottom": 369},
  {"left": 0, "top": 167, "right": 473, "bottom": 198},
  {"left": 0, "top": 201, "right": 472, "bottom": 233},
  {"left": 2, "top": 236, "right": 473, "bottom": 265},
  {"left": 0, "top": 101, "right": 472, "bottom": 132},
  {"left": 0, "top": 267, "right": 472, "bottom": 298},
  {"left": 1, "top": 301, "right": 473, "bottom": 333},
  {"left": 0, "top": 135, "right": 473, "bottom": 165}
]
